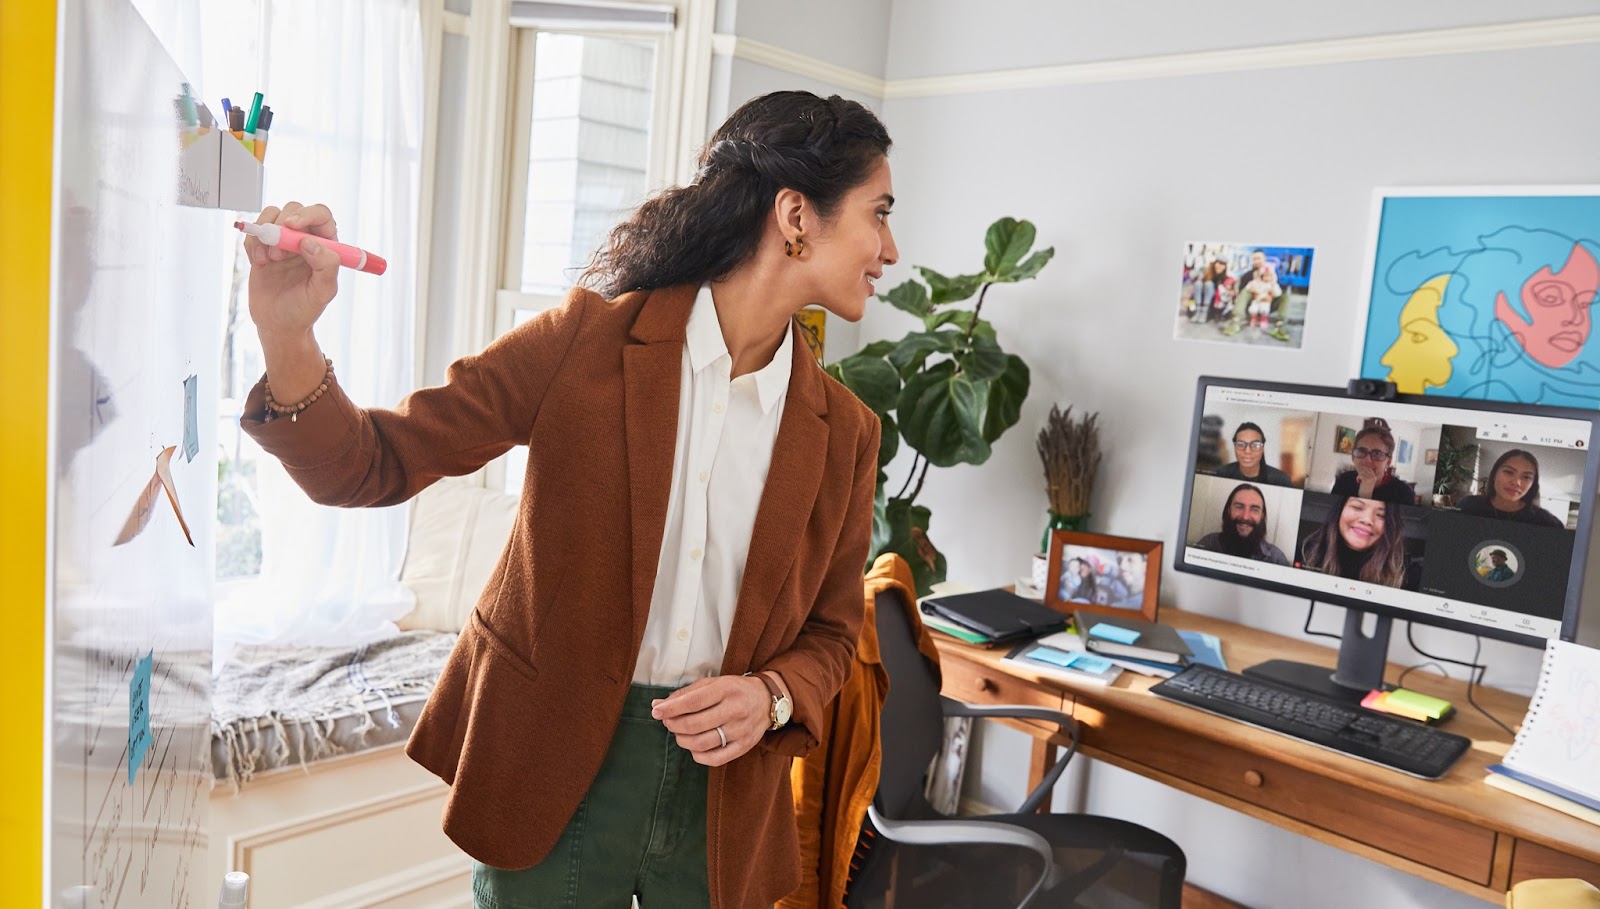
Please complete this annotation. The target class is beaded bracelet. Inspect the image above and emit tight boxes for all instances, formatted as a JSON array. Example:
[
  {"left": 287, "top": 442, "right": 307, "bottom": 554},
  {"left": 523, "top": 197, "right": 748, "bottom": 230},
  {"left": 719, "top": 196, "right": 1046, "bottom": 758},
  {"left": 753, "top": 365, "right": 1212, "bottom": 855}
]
[{"left": 264, "top": 357, "right": 334, "bottom": 423}]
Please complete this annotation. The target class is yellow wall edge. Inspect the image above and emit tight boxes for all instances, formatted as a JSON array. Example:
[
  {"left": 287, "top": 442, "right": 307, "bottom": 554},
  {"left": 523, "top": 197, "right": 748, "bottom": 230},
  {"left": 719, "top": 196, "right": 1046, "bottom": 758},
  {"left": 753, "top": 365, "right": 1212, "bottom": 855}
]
[{"left": 0, "top": 1, "right": 55, "bottom": 905}]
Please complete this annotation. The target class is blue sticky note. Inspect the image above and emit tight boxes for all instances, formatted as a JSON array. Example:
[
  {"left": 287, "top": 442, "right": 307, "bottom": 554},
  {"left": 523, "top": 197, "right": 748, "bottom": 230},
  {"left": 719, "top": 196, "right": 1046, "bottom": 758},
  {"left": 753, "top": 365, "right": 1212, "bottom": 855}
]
[
  {"left": 1063, "top": 652, "right": 1116, "bottom": 674},
  {"left": 1026, "top": 646, "right": 1083, "bottom": 669},
  {"left": 129, "top": 650, "right": 153, "bottom": 784},
  {"left": 1088, "top": 623, "right": 1141, "bottom": 645},
  {"left": 1026, "top": 647, "right": 1116, "bottom": 675},
  {"left": 182, "top": 375, "right": 199, "bottom": 463}
]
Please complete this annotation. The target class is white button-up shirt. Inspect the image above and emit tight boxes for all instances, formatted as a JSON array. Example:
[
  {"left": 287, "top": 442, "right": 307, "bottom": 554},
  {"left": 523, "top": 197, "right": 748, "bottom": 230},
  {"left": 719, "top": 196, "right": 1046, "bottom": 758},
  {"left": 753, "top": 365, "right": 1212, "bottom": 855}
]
[{"left": 633, "top": 284, "right": 793, "bottom": 686}]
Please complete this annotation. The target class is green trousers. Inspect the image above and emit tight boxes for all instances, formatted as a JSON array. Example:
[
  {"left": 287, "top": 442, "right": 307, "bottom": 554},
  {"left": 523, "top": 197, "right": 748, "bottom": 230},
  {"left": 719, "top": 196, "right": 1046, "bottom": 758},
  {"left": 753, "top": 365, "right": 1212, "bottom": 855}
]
[{"left": 472, "top": 684, "right": 711, "bottom": 909}]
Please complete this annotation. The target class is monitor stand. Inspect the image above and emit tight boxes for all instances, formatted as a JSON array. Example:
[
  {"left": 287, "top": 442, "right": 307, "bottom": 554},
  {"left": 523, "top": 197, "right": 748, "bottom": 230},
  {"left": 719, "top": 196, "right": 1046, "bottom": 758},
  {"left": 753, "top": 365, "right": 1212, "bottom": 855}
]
[{"left": 1243, "top": 606, "right": 1392, "bottom": 705}]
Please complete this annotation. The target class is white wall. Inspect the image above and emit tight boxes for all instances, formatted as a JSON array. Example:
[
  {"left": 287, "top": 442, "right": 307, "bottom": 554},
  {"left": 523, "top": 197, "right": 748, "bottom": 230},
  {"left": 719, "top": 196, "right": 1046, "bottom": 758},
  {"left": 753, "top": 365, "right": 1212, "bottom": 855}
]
[
  {"left": 873, "top": 5, "right": 1600, "bottom": 907},
  {"left": 723, "top": 0, "right": 892, "bottom": 77}
]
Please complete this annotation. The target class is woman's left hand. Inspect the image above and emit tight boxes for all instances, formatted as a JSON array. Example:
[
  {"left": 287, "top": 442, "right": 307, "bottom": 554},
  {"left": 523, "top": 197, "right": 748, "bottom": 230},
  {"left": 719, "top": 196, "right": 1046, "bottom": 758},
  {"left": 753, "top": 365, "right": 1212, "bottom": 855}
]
[{"left": 651, "top": 675, "right": 772, "bottom": 766}]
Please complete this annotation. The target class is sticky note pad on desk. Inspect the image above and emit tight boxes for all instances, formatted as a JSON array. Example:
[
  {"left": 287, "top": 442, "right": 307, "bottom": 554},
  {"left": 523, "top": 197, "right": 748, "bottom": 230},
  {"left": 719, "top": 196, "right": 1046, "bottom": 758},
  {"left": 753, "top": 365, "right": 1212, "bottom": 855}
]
[
  {"left": 1362, "top": 690, "right": 1436, "bottom": 722},
  {"left": 1387, "top": 688, "right": 1453, "bottom": 719},
  {"left": 1028, "top": 647, "right": 1115, "bottom": 675},
  {"left": 1087, "top": 623, "right": 1142, "bottom": 645}
]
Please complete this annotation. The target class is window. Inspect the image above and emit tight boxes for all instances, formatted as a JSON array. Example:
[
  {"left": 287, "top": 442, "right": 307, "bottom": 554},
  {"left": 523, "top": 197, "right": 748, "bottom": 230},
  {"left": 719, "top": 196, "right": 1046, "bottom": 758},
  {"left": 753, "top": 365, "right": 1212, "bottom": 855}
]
[{"left": 489, "top": 1, "right": 710, "bottom": 494}]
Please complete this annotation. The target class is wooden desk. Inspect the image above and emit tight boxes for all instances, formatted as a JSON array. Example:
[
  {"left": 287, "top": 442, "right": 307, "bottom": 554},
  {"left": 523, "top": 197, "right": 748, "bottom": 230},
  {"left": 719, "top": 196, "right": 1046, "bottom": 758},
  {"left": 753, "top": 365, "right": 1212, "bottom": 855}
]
[{"left": 933, "top": 609, "right": 1600, "bottom": 903}]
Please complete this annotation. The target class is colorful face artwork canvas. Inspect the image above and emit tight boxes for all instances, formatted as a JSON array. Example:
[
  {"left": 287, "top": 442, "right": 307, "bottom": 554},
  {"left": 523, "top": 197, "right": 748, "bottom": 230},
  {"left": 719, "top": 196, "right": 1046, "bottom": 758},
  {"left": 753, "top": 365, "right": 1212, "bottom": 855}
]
[{"left": 1358, "top": 188, "right": 1600, "bottom": 408}]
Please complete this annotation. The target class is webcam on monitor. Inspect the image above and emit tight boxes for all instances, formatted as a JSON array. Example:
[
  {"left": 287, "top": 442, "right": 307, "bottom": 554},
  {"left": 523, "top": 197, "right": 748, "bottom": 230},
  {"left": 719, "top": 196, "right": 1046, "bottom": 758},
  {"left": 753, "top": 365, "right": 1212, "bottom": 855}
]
[{"left": 1345, "top": 378, "right": 1397, "bottom": 401}]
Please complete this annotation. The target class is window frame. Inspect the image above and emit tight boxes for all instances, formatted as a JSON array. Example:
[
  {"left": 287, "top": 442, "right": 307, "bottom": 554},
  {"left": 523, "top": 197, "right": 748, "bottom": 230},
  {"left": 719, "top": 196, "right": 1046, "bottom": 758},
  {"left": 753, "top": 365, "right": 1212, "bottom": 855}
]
[{"left": 469, "top": 0, "right": 712, "bottom": 490}]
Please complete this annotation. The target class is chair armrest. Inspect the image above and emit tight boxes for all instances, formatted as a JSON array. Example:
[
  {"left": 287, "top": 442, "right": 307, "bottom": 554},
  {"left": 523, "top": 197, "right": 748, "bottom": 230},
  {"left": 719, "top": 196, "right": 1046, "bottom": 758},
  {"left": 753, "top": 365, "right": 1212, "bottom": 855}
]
[
  {"left": 866, "top": 805, "right": 1060, "bottom": 909},
  {"left": 940, "top": 697, "right": 1081, "bottom": 815}
]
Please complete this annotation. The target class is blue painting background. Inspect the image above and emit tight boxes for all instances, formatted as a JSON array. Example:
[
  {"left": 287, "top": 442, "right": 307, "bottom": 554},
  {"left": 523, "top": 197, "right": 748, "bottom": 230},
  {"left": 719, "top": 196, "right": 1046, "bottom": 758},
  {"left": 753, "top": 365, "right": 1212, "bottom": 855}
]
[{"left": 1359, "top": 193, "right": 1600, "bottom": 408}]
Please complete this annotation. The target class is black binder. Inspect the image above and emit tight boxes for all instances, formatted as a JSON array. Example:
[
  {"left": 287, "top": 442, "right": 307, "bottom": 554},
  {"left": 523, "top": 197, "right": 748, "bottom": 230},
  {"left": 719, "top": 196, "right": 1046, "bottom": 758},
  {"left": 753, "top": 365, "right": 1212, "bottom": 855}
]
[{"left": 920, "top": 588, "right": 1068, "bottom": 643}]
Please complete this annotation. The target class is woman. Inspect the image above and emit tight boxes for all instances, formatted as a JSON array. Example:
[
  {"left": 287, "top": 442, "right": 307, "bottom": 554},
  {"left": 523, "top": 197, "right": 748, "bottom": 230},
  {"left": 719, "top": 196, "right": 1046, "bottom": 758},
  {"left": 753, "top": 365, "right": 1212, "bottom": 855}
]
[
  {"left": 240, "top": 91, "right": 895, "bottom": 908},
  {"left": 1330, "top": 417, "right": 1414, "bottom": 504},
  {"left": 1456, "top": 449, "right": 1565, "bottom": 527},
  {"left": 1061, "top": 557, "right": 1097, "bottom": 602},
  {"left": 1298, "top": 496, "right": 1409, "bottom": 588},
  {"left": 1189, "top": 258, "right": 1231, "bottom": 323},
  {"left": 1211, "top": 421, "right": 1293, "bottom": 486}
]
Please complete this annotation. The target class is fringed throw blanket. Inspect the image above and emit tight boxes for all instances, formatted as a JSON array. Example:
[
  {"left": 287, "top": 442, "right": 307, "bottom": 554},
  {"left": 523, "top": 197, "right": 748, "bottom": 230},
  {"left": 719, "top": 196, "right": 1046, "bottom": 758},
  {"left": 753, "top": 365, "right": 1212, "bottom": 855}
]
[{"left": 211, "top": 630, "right": 457, "bottom": 790}]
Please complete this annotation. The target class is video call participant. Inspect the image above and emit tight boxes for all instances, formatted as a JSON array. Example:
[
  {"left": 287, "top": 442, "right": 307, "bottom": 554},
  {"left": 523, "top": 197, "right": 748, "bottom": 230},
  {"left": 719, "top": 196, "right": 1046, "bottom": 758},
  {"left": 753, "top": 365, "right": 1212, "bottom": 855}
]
[
  {"left": 1330, "top": 417, "right": 1414, "bottom": 505},
  {"left": 1194, "top": 483, "right": 1290, "bottom": 565},
  {"left": 1484, "top": 549, "right": 1516, "bottom": 582},
  {"left": 1298, "top": 496, "right": 1410, "bottom": 588},
  {"left": 1211, "top": 422, "right": 1294, "bottom": 487},
  {"left": 1455, "top": 449, "right": 1565, "bottom": 528}
]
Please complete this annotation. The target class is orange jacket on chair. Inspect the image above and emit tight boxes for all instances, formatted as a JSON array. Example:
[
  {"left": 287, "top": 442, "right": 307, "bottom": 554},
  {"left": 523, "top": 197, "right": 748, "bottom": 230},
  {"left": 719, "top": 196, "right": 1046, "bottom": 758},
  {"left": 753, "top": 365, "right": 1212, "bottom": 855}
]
[{"left": 779, "top": 553, "right": 944, "bottom": 909}]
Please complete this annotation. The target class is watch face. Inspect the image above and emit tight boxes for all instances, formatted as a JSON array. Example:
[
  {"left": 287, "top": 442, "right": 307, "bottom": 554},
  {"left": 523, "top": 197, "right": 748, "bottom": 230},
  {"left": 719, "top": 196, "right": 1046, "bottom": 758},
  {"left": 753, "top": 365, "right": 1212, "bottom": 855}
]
[{"left": 773, "top": 696, "right": 793, "bottom": 728}]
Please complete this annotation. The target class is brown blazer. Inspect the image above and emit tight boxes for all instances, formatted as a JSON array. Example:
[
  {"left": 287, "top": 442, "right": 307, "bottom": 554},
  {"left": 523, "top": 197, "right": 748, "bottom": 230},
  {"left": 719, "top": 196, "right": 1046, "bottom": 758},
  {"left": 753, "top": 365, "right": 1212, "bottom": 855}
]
[{"left": 241, "top": 283, "right": 881, "bottom": 909}]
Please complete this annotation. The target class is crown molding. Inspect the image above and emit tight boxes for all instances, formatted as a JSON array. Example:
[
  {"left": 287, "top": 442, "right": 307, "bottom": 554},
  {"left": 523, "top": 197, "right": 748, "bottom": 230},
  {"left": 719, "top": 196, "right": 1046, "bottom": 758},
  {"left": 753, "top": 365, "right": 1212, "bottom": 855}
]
[
  {"left": 711, "top": 33, "right": 888, "bottom": 98},
  {"left": 711, "top": 15, "right": 1600, "bottom": 101}
]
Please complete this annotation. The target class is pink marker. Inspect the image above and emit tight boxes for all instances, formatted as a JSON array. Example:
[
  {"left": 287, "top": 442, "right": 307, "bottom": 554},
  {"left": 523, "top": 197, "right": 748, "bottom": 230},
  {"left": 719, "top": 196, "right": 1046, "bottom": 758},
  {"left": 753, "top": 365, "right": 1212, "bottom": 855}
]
[{"left": 234, "top": 220, "right": 388, "bottom": 276}]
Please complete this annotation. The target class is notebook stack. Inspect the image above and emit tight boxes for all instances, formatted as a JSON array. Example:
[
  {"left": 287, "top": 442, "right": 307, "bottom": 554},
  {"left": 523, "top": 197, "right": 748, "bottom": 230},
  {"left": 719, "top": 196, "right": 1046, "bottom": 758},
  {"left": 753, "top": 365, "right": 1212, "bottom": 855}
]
[{"left": 918, "top": 588, "right": 1069, "bottom": 645}]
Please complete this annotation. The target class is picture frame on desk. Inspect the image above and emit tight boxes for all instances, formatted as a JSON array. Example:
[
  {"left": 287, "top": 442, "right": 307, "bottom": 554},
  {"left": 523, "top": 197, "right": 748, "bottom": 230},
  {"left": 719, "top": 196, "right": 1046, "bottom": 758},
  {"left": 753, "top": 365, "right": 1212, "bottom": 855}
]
[{"left": 1044, "top": 529, "right": 1162, "bottom": 623}]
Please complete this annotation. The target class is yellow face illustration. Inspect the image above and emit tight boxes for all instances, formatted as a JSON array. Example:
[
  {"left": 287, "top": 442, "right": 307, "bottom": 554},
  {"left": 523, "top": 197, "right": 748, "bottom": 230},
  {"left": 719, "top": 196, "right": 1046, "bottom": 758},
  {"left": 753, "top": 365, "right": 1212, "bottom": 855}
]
[{"left": 1380, "top": 274, "right": 1457, "bottom": 393}]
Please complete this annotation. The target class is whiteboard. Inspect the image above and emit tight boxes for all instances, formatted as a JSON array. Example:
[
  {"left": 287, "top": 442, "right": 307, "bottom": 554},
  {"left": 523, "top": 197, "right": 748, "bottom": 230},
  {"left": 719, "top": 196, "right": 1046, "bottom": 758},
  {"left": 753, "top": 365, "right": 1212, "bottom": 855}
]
[{"left": 50, "top": 0, "right": 225, "bottom": 905}]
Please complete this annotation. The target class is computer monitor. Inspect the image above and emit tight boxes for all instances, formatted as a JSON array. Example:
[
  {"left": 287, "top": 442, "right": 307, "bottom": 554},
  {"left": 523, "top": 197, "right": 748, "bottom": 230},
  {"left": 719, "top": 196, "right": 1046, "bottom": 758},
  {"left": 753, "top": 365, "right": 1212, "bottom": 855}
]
[{"left": 1175, "top": 376, "right": 1600, "bottom": 702}]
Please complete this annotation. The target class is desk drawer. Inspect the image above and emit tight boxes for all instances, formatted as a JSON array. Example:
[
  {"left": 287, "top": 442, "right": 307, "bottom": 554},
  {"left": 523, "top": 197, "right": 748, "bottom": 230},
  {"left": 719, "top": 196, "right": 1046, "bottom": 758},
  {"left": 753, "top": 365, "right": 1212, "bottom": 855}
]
[
  {"left": 1511, "top": 839, "right": 1600, "bottom": 886},
  {"left": 1085, "top": 709, "right": 1496, "bottom": 885},
  {"left": 939, "top": 652, "right": 1068, "bottom": 734}
]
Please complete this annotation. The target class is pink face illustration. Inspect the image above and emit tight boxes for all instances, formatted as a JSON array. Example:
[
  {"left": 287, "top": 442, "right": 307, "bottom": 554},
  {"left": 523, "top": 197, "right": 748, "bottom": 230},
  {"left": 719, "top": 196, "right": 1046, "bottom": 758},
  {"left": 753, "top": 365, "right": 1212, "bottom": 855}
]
[{"left": 1495, "top": 242, "right": 1600, "bottom": 368}]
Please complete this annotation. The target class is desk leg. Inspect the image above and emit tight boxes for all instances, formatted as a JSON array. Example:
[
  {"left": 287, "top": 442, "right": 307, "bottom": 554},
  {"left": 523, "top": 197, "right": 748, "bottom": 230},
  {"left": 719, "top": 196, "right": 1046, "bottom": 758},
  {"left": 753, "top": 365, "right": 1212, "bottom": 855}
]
[{"left": 1028, "top": 740, "right": 1056, "bottom": 814}]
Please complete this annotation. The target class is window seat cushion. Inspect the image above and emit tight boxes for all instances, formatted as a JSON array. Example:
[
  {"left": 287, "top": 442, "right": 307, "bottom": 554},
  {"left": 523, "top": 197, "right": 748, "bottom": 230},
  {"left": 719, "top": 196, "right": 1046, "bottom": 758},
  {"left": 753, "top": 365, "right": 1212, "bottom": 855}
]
[{"left": 210, "top": 629, "right": 457, "bottom": 789}]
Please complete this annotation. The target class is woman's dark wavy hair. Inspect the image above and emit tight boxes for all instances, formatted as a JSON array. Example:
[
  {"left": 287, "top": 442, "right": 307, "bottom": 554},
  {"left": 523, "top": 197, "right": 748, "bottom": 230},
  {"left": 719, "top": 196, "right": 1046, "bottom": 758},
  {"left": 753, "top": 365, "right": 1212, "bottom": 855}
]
[{"left": 580, "top": 91, "right": 892, "bottom": 297}]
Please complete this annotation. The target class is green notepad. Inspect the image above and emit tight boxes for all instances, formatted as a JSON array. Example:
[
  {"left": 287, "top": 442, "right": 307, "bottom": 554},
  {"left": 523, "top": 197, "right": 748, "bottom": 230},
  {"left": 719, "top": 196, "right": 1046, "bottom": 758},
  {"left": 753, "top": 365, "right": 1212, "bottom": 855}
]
[{"left": 1387, "top": 688, "right": 1452, "bottom": 719}]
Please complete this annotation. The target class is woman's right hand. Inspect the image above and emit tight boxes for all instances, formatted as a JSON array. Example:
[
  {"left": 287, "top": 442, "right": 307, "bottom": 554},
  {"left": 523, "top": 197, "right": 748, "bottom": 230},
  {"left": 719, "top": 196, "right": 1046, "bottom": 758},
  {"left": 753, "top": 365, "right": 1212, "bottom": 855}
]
[
  {"left": 245, "top": 202, "right": 344, "bottom": 344},
  {"left": 1355, "top": 461, "right": 1382, "bottom": 498}
]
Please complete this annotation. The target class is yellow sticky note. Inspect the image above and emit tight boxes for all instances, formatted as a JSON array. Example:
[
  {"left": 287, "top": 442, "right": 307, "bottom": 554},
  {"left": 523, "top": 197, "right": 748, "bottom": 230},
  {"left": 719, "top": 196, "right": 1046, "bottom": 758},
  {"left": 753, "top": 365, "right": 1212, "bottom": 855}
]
[{"left": 1387, "top": 688, "right": 1452, "bottom": 719}]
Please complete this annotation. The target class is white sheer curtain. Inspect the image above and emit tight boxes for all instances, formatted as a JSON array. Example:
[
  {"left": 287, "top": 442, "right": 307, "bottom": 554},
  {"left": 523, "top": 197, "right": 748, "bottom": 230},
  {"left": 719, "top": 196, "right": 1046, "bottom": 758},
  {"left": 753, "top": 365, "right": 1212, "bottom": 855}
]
[{"left": 202, "top": 0, "right": 424, "bottom": 654}]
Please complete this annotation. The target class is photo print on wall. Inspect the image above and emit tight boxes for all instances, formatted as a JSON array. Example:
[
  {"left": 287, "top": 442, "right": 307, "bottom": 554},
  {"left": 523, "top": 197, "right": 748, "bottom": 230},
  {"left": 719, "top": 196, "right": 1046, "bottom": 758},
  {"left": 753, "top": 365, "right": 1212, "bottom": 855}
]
[{"left": 1176, "top": 241, "right": 1315, "bottom": 349}]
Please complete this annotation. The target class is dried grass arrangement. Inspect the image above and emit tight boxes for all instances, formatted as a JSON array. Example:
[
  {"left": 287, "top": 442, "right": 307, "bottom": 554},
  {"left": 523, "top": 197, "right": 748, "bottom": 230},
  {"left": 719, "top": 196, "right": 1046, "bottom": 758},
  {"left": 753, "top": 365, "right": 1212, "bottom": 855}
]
[{"left": 1037, "top": 404, "right": 1101, "bottom": 518}]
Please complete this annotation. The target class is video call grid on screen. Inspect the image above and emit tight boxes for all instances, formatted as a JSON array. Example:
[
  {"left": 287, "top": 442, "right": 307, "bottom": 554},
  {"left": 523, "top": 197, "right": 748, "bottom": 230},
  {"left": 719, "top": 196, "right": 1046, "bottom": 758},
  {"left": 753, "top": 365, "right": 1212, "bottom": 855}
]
[{"left": 1182, "top": 384, "right": 1596, "bottom": 642}]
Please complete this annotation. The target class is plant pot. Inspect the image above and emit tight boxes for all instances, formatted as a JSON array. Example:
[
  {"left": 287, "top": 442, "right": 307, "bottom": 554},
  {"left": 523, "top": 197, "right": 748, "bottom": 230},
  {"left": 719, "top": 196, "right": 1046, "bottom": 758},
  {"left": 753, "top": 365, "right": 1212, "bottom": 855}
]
[{"left": 1041, "top": 511, "right": 1090, "bottom": 553}]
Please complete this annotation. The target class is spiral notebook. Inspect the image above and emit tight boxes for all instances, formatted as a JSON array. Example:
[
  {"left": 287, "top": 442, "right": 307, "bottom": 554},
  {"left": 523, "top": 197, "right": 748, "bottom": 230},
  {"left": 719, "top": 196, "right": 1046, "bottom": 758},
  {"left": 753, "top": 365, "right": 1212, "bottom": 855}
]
[{"left": 1492, "top": 639, "right": 1600, "bottom": 810}]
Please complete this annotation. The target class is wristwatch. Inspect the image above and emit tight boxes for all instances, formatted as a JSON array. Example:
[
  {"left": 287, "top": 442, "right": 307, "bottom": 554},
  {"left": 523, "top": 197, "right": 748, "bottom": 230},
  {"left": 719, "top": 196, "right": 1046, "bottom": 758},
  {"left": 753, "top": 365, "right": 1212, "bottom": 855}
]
[{"left": 749, "top": 672, "right": 792, "bottom": 731}]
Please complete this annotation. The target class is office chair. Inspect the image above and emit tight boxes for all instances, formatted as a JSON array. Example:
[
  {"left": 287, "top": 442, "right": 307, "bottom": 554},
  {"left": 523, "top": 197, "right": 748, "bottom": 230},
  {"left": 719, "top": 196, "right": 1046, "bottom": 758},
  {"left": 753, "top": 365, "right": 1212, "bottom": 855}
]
[{"left": 844, "top": 585, "right": 1186, "bottom": 909}]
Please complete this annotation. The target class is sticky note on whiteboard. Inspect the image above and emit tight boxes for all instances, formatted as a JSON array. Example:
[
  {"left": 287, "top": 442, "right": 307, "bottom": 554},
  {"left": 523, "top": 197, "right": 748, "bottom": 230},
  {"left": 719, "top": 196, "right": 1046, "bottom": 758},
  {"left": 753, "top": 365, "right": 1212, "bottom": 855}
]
[
  {"left": 183, "top": 374, "right": 199, "bottom": 462},
  {"left": 129, "top": 650, "right": 153, "bottom": 784}
]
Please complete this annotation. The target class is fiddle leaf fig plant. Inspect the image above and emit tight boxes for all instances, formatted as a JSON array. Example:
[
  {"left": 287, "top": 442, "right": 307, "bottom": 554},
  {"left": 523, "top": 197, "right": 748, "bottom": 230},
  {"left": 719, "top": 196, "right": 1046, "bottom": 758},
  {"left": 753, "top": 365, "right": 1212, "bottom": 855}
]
[{"left": 827, "top": 217, "right": 1054, "bottom": 595}]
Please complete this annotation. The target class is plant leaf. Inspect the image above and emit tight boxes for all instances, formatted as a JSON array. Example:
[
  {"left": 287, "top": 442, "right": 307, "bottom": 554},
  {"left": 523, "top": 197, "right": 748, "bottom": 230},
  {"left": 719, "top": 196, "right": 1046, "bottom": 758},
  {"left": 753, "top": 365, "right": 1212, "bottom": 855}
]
[
  {"left": 857, "top": 339, "right": 896, "bottom": 358},
  {"left": 877, "top": 412, "right": 899, "bottom": 467},
  {"left": 827, "top": 353, "right": 901, "bottom": 415},
  {"left": 869, "top": 471, "right": 891, "bottom": 565},
  {"left": 1005, "top": 247, "right": 1056, "bottom": 282},
  {"left": 880, "top": 279, "right": 931, "bottom": 317},
  {"left": 982, "top": 354, "right": 1030, "bottom": 443},
  {"left": 917, "top": 267, "right": 985, "bottom": 307},
  {"left": 923, "top": 309, "right": 971, "bottom": 332},
  {"left": 881, "top": 498, "right": 948, "bottom": 595},
  {"left": 984, "top": 218, "right": 1036, "bottom": 277},
  {"left": 888, "top": 330, "right": 962, "bottom": 378},
  {"left": 960, "top": 333, "right": 1010, "bottom": 382},
  {"left": 897, "top": 360, "right": 992, "bottom": 467}
]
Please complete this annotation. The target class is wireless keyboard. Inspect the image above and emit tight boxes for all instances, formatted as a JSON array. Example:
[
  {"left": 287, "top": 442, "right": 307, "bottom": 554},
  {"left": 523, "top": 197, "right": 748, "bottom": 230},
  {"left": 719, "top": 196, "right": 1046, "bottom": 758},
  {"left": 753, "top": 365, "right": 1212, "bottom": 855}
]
[{"left": 1150, "top": 663, "right": 1472, "bottom": 779}]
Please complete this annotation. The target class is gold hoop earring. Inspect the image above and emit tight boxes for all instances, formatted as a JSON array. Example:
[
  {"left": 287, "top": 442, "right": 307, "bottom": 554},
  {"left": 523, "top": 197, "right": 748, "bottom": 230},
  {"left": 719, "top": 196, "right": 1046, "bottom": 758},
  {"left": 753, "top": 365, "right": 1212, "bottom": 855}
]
[{"left": 785, "top": 237, "right": 805, "bottom": 258}]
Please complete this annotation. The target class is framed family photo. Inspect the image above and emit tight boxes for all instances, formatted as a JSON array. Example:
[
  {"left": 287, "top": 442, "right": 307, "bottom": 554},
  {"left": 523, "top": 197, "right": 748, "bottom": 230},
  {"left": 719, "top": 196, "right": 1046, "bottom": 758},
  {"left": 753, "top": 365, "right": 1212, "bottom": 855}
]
[{"left": 1043, "top": 529, "right": 1162, "bottom": 623}]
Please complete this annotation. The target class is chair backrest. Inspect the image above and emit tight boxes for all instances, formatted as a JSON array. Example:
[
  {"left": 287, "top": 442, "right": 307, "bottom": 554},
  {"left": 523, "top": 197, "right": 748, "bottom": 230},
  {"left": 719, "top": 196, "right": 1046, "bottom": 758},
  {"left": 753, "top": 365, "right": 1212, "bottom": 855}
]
[{"left": 872, "top": 588, "right": 948, "bottom": 820}]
